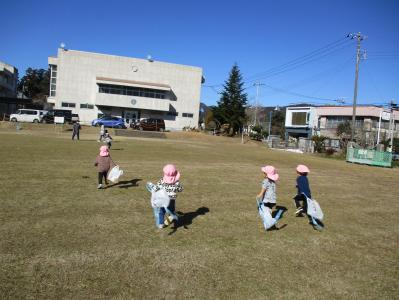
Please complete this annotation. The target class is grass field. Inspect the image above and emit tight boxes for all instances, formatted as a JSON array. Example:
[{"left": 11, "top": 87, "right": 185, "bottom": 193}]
[{"left": 0, "top": 124, "right": 398, "bottom": 299}]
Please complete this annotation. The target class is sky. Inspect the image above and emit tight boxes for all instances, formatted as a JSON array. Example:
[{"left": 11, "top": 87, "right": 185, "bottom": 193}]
[{"left": 2, "top": 0, "right": 399, "bottom": 108}]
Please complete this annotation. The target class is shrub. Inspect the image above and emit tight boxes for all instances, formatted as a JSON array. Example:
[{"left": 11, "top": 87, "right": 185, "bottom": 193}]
[
  {"left": 325, "top": 148, "right": 336, "bottom": 156},
  {"left": 312, "top": 135, "right": 327, "bottom": 153}
]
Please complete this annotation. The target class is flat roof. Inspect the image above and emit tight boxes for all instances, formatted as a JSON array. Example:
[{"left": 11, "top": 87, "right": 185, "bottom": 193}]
[{"left": 55, "top": 48, "right": 202, "bottom": 72}]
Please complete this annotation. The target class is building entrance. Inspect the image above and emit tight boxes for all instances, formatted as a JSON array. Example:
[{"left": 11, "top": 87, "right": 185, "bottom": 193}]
[{"left": 124, "top": 110, "right": 139, "bottom": 127}]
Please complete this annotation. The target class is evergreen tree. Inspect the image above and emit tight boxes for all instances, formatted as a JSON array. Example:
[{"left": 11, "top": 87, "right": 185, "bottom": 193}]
[
  {"left": 215, "top": 64, "right": 247, "bottom": 134},
  {"left": 18, "top": 68, "right": 50, "bottom": 101}
]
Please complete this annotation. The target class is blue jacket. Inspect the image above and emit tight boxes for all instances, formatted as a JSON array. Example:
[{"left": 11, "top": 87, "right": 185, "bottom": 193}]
[{"left": 296, "top": 175, "right": 311, "bottom": 198}]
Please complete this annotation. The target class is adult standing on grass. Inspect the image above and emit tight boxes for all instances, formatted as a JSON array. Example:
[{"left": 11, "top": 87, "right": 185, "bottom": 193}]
[
  {"left": 72, "top": 121, "right": 81, "bottom": 140},
  {"left": 98, "top": 124, "right": 105, "bottom": 142}
]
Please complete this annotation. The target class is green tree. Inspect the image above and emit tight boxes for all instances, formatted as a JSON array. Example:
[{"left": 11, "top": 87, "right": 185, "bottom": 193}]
[
  {"left": 18, "top": 68, "right": 50, "bottom": 101},
  {"left": 271, "top": 110, "right": 285, "bottom": 138},
  {"left": 214, "top": 64, "right": 247, "bottom": 135},
  {"left": 312, "top": 135, "right": 327, "bottom": 153},
  {"left": 337, "top": 121, "right": 351, "bottom": 150}
]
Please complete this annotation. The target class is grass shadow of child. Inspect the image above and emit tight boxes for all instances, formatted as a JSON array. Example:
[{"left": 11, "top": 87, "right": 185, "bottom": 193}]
[
  {"left": 107, "top": 178, "right": 142, "bottom": 189},
  {"left": 269, "top": 206, "right": 288, "bottom": 231},
  {"left": 168, "top": 206, "right": 210, "bottom": 235}
]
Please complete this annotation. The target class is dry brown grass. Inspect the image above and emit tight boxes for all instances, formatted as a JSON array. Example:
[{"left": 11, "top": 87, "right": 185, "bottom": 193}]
[{"left": 0, "top": 125, "right": 398, "bottom": 299}]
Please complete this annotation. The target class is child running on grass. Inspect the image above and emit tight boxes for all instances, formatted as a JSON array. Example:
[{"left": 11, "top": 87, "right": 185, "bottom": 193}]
[
  {"left": 294, "top": 164, "right": 311, "bottom": 217},
  {"left": 94, "top": 145, "right": 115, "bottom": 189},
  {"left": 256, "top": 165, "right": 279, "bottom": 212},
  {"left": 149, "top": 164, "right": 183, "bottom": 229},
  {"left": 102, "top": 130, "right": 113, "bottom": 149},
  {"left": 256, "top": 165, "right": 283, "bottom": 230}
]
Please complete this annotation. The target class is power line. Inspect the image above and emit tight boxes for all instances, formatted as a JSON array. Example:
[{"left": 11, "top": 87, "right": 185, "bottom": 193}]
[
  {"left": 204, "top": 35, "right": 353, "bottom": 88},
  {"left": 244, "top": 37, "right": 349, "bottom": 81},
  {"left": 260, "top": 83, "right": 339, "bottom": 101}
]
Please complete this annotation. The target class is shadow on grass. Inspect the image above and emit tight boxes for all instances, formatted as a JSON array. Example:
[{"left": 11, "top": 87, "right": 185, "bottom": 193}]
[
  {"left": 273, "top": 205, "right": 288, "bottom": 218},
  {"left": 107, "top": 178, "right": 142, "bottom": 189},
  {"left": 168, "top": 206, "right": 210, "bottom": 235},
  {"left": 268, "top": 206, "right": 288, "bottom": 231},
  {"left": 310, "top": 218, "right": 325, "bottom": 230}
]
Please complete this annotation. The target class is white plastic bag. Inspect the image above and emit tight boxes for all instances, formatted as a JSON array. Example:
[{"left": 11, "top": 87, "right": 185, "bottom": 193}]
[
  {"left": 257, "top": 201, "right": 277, "bottom": 230},
  {"left": 306, "top": 196, "right": 324, "bottom": 220},
  {"left": 107, "top": 165, "right": 123, "bottom": 183},
  {"left": 150, "top": 187, "right": 170, "bottom": 208}
]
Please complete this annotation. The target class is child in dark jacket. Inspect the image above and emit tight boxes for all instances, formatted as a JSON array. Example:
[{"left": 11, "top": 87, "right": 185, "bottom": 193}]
[
  {"left": 294, "top": 164, "right": 311, "bottom": 216},
  {"left": 94, "top": 145, "right": 115, "bottom": 189}
]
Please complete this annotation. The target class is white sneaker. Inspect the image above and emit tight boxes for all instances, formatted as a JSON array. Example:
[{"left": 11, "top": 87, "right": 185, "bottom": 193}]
[
  {"left": 158, "top": 224, "right": 164, "bottom": 229},
  {"left": 97, "top": 184, "right": 102, "bottom": 189}
]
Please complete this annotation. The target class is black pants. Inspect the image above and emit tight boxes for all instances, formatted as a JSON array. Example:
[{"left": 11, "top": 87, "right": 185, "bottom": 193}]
[
  {"left": 98, "top": 171, "right": 108, "bottom": 184},
  {"left": 263, "top": 202, "right": 276, "bottom": 210},
  {"left": 72, "top": 131, "right": 80, "bottom": 140},
  {"left": 294, "top": 194, "right": 307, "bottom": 212}
]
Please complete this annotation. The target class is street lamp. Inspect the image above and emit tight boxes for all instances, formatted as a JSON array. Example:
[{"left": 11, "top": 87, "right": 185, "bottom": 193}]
[{"left": 268, "top": 106, "right": 280, "bottom": 138}]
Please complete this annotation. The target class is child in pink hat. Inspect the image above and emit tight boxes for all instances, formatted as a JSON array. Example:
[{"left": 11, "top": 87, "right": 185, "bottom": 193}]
[
  {"left": 94, "top": 145, "right": 115, "bottom": 189},
  {"left": 256, "top": 165, "right": 279, "bottom": 212},
  {"left": 294, "top": 164, "right": 311, "bottom": 216},
  {"left": 152, "top": 164, "right": 183, "bottom": 228}
]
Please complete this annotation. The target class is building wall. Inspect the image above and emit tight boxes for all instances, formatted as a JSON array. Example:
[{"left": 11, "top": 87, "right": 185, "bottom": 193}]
[
  {"left": 317, "top": 106, "right": 399, "bottom": 140},
  {"left": 0, "top": 61, "right": 18, "bottom": 98},
  {"left": 48, "top": 49, "right": 203, "bottom": 129},
  {"left": 284, "top": 106, "right": 317, "bottom": 139},
  {"left": 285, "top": 105, "right": 399, "bottom": 145}
]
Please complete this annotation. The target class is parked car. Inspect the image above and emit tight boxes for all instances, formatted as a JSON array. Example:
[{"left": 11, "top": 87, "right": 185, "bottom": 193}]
[
  {"left": 10, "top": 109, "right": 47, "bottom": 123},
  {"left": 91, "top": 116, "right": 126, "bottom": 128},
  {"left": 131, "top": 118, "right": 165, "bottom": 131},
  {"left": 42, "top": 109, "right": 72, "bottom": 124}
]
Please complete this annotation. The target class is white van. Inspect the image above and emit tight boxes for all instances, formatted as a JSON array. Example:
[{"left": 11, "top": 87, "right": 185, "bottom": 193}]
[{"left": 10, "top": 109, "right": 47, "bottom": 123}]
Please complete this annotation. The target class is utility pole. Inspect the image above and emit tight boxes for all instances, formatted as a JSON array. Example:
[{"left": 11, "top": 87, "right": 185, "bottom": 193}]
[
  {"left": 348, "top": 32, "right": 366, "bottom": 142},
  {"left": 388, "top": 100, "right": 397, "bottom": 152},
  {"left": 253, "top": 82, "right": 265, "bottom": 125}
]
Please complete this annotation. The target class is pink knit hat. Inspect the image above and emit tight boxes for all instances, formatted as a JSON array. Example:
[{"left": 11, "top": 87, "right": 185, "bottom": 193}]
[
  {"left": 99, "top": 145, "right": 109, "bottom": 157},
  {"left": 296, "top": 164, "right": 310, "bottom": 173},
  {"left": 261, "top": 165, "right": 279, "bottom": 181},
  {"left": 163, "top": 164, "right": 180, "bottom": 184}
]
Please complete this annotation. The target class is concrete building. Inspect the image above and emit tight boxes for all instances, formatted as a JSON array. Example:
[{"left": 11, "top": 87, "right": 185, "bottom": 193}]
[
  {"left": 284, "top": 106, "right": 317, "bottom": 139},
  {"left": 47, "top": 48, "right": 204, "bottom": 129},
  {"left": 316, "top": 105, "right": 399, "bottom": 144},
  {"left": 285, "top": 105, "right": 399, "bottom": 146},
  {"left": 0, "top": 61, "right": 18, "bottom": 98}
]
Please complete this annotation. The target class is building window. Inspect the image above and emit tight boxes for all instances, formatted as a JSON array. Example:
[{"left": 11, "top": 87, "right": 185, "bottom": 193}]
[
  {"left": 326, "top": 116, "right": 347, "bottom": 129},
  {"left": 182, "top": 113, "right": 193, "bottom": 118},
  {"left": 291, "top": 112, "right": 308, "bottom": 125},
  {"left": 98, "top": 83, "right": 167, "bottom": 100},
  {"left": 167, "top": 111, "right": 178, "bottom": 116},
  {"left": 354, "top": 119, "right": 364, "bottom": 128},
  {"left": 80, "top": 103, "right": 94, "bottom": 109},
  {"left": 49, "top": 65, "right": 57, "bottom": 97},
  {"left": 61, "top": 102, "right": 76, "bottom": 108}
]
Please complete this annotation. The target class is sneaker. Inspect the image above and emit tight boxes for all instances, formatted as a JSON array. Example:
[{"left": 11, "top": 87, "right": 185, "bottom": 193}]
[
  {"left": 97, "top": 184, "right": 103, "bottom": 189},
  {"left": 164, "top": 215, "right": 174, "bottom": 226},
  {"left": 157, "top": 224, "right": 164, "bottom": 229}
]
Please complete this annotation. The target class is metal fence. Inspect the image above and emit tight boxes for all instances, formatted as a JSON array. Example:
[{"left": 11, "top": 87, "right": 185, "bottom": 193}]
[{"left": 346, "top": 148, "right": 392, "bottom": 167}]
